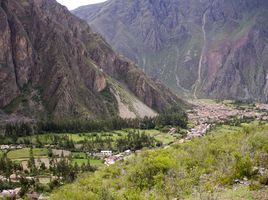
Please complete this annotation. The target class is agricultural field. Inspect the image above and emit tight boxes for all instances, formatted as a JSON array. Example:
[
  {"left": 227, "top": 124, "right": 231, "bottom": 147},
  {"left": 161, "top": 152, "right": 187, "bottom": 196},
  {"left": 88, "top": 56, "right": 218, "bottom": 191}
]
[
  {"left": 71, "top": 159, "right": 103, "bottom": 167},
  {"left": 0, "top": 148, "right": 104, "bottom": 169},
  {"left": 7, "top": 148, "right": 48, "bottom": 159}
]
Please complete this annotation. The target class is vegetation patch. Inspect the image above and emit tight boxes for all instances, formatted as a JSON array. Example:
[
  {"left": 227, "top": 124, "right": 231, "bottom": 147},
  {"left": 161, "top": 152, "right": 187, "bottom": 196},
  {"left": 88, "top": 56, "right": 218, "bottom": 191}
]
[
  {"left": 7, "top": 148, "right": 48, "bottom": 160},
  {"left": 71, "top": 159, "right": 103, "bottom": 167}
]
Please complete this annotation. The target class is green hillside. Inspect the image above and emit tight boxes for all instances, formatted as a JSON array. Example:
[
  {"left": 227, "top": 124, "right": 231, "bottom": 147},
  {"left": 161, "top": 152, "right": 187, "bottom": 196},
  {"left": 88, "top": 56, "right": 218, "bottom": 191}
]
[{"left": 52, "top": 121, "right": 268, "bottom": 199}]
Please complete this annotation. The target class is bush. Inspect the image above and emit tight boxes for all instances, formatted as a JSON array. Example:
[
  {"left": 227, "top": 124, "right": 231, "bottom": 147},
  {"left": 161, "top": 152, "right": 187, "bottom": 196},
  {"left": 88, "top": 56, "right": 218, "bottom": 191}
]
[
  {"left": 259, "top": 175, "right": 268, "bottom": 185},
  {"left": 232, "top": 154, "right": 253, "bottom": 179}
]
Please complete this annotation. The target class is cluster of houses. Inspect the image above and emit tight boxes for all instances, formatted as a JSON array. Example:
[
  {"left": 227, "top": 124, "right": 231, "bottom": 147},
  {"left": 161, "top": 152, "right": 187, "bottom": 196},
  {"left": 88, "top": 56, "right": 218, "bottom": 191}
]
[
  {"left": 0, "top": 188, "right": 21, "bottom": 200},
  {"left": 185, "top": 101, "right": 268, "bottom": 141},
  {"left": 189, "top": 103, "right": 258, "bottom": 125},
  {"left": 90, "top": 149, "right": 132, "bottom": 166},
  {"left": 104, "top": 150, "right": 132, "bottom": 166},
  {"left": 0, "top": 189, "right": 48, "bottom": 200},
  {"left": 85, "top": 149, "right": 132, "bottom": 166},
  {"left": 0, "top": 174, "right": 35, "bottom": 183},
  {"left": 92, "top": 150, "right": 113, "bottom": 157},
  {"left": 0, "top": 144, "right": 24, "bottom": 151},
  {"left": 188, "top": 103, "right": 238, "bottom": 125},
  {"left": 104, "top": 154, "right": 124, "bottom": 166},
  {"left": 186, "top": 123, "right": 211, "bottom": 140}
]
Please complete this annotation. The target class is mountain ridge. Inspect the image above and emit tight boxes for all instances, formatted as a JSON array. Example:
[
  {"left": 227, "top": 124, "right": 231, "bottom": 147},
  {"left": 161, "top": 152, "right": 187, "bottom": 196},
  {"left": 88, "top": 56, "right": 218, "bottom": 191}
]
[
  {"left": 0, "top": 0, "right": 187, "bottom": 122},
  {"left": 74, "top": 0, "right": 268, "bottom": 102}
]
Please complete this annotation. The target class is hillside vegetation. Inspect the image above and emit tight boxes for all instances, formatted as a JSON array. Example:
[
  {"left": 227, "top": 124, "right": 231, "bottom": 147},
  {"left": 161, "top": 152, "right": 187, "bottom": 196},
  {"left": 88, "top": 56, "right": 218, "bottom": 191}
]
[
  {"left": 52, "top": 123, "right": 268, "bottom": 200},
  {"left": 51, "top": 121, "right": 268, "bottom": 199}
]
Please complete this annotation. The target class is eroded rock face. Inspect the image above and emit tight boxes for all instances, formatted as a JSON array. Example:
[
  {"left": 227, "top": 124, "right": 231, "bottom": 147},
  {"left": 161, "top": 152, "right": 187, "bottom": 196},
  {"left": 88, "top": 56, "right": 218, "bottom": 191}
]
[
  {"left": 0, "top": 6, "right": 19, "bottom": 108},
  {"left": 0, "top": 0, "right": 185, "bottom": 120},
  {"left": 74, "top": 0, "right": 268, "bottom": 102}
]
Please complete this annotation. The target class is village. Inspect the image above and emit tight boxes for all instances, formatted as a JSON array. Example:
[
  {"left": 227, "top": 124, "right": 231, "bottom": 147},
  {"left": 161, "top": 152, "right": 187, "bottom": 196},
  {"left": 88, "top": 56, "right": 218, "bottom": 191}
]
[
  {"left": 98, "top": 149, "right": 132, "bottom": 166},
  {"left": 185, "top": 100, "right": 268, "bottom": 140}
]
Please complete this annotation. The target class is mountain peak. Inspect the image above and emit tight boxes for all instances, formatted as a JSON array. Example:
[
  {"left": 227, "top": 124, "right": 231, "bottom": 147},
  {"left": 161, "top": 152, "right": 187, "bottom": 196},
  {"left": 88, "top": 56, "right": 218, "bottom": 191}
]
[
  {"left": 0, "top": 0, "right": 186, "bottom": 121},
  {"left": 74, "top": 0, "right": 268, "bottom": 102}
]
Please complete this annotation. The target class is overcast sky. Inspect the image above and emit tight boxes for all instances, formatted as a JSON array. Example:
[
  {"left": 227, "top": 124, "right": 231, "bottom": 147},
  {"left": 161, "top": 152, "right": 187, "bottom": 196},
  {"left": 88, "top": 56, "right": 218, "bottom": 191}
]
[{"left": 56, "top": 0, "right": 107, "bottom": 10}]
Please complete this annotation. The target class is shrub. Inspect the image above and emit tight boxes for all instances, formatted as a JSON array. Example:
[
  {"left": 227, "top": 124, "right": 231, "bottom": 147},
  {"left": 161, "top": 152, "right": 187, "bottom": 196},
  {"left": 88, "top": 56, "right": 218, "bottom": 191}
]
[
  {"left": 259, "top": 175, "right": 268, "bottom": 185},
  {"left": 232, "top": 154, "right": 253, "bottom": 179}
]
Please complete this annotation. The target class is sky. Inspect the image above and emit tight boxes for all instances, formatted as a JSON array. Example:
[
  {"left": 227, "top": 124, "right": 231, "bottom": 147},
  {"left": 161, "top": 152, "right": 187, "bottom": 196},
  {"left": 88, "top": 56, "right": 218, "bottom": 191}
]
[{"left": 56, "top": 0, "right": 107, "bottom": 10}]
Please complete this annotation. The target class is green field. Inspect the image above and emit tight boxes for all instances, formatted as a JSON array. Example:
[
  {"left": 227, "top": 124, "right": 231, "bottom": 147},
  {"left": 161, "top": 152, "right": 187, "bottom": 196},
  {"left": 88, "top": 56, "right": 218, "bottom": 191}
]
[
  {"left": 71, "top": 159, "right": 103, "bottom": 167},
  {"left": 7, "top": 148, "right": 48, "bottom": 159},
  {"left": 72, "top": 152, "right": 87, "bottom": 159},
  {"left": 144, "top": 129, "right": 177, "bottom": 145},
  {"left": 2, "top": 148, "right": 104, "bottom": 168}
]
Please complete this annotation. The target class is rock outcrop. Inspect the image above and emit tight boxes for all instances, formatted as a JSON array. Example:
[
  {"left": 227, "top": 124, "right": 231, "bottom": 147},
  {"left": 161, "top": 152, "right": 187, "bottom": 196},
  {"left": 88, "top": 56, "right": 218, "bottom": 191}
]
[
  {"left": 74, "top": 0, "right": 268, "bottom": 102},
  {"left": 0, "top": 0, "right": 186, "bottom": 121}
]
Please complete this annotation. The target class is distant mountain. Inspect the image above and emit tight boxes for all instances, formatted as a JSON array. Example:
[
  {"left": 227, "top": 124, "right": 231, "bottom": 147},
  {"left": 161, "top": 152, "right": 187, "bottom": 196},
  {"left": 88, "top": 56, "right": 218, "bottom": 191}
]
[
  {"left": 0, "top": 0, "right": 186, "bottom": 121},
  {"left": 74, "top": 0, "right": 268, "bottom": 101}
]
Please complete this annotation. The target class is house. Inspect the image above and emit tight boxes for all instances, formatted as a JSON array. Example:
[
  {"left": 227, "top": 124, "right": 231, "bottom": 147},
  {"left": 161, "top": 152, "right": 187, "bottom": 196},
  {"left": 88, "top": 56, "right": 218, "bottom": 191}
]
[
  {"left": 124, "top": 150, "right": 131, "bottom": 155},
  {"left": 104, "top": 154, "right": 123, "bottom": 166},
  {"left": 0, "top": 175, "right": 7, "bottom": 182},
  {"left": 10, "top": 174, "right": 20, "bottom": 182},
  {"left": 1, "top": 188, "right": 21, "bottom": 199},
  {"left": 2, "top": 190, "right": 16, "bottom": 199},
  {"left": 26, "top": 176, "right": 35, "bottom": 181},
  {"left": 0, "top": 145, "right": 9, "bottom": 150},
  {"left": 104, "top": 158, "right": 115, "bottom": 166},
  {"left": 100, "top": 150, "right": 112, "bottom": 156}
]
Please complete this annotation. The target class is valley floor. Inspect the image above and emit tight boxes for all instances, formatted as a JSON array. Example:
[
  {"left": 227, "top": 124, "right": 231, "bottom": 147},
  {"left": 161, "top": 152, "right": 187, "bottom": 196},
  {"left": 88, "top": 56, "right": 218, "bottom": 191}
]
[{"left": 1, "top": 99, "right": 268, "bottom": 199}]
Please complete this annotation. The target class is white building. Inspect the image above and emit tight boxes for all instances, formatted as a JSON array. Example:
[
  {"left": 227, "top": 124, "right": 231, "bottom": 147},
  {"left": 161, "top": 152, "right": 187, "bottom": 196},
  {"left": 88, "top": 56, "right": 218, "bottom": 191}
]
[
  {"left": 0, "top": 145, "right": 9, "bottom": 150},
  {"left": 100, "top": 150, "right": 112, "bottom": 156}
]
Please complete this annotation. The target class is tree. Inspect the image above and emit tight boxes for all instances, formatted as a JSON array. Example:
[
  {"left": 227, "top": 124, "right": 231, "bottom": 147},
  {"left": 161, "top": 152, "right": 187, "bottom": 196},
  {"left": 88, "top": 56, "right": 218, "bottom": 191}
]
[{"left": 28, "top": 147, "right": 36, "bottom": 174}]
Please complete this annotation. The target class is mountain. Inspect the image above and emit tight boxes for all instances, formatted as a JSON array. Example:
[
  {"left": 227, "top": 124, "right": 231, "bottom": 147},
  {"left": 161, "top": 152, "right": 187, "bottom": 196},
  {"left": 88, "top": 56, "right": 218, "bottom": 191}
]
[
  {"left": 74, "top": 0, "right": 268, "bottom": 102},
  {"left": 0, "top": 0, "right": 186, "bottom": 121}
]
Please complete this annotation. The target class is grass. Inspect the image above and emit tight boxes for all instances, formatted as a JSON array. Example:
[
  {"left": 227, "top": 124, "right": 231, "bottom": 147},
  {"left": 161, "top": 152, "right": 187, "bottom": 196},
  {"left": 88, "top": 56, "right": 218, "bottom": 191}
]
[
  {"left": 155, "top": 135, "right": 175, "bottom": 145},
  {"left": 189, "top": 186, "right": 268, "bottom": 200},
  {"left": 7, "top": 148, "right": 48, "bottom": 159},
  {"left": 51, "top": 121, "right": 268, "bottom": 200},
  {"left": 217, "top": 186, "right": 267, "bottom": 200},
  {"left": 72, "top": 152, "right": 87, "bottom": 159},
  {"left": 142, "top": 129, "right": 180, "bottom": 145},
  {"left": 71, "top": 159, "right": 103, "bottom": 167}
]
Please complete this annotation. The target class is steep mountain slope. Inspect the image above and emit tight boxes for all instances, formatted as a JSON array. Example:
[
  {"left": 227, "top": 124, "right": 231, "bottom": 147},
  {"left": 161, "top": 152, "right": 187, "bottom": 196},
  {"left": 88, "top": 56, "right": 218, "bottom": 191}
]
[
  {"left": 0, "top": 0, "right": 186, "bottom": 121},
  {"left": 74, "top": 0, "right": 268, "bottom": 101}
]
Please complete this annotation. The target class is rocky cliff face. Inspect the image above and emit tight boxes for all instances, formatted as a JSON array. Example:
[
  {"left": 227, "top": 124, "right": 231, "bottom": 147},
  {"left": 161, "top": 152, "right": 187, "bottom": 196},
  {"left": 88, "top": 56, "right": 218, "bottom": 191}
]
[
  {"left": 74, "top": 0, "right": 268, "bottom": 102},
  {"left": 0, "top": 0, "right": 186, "bottom": 121}
]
